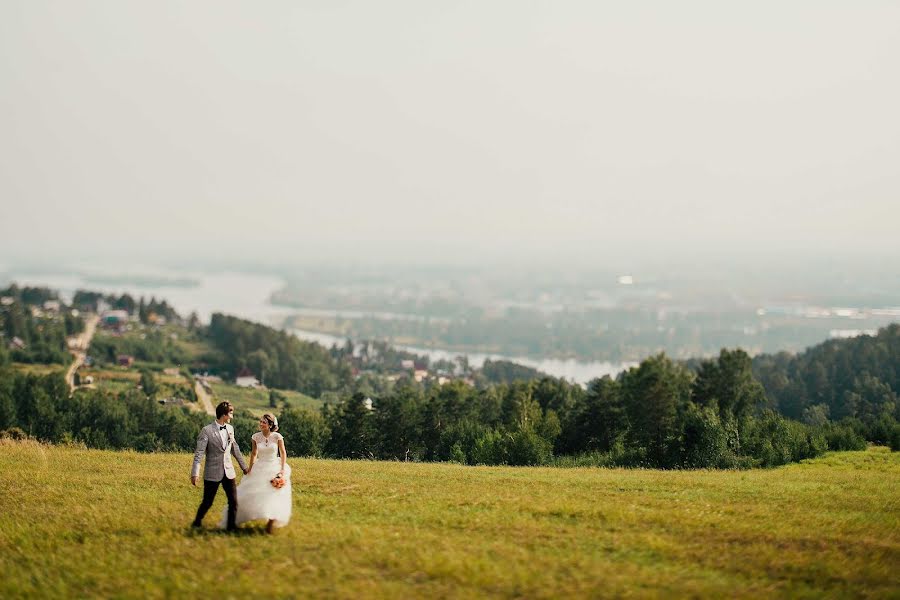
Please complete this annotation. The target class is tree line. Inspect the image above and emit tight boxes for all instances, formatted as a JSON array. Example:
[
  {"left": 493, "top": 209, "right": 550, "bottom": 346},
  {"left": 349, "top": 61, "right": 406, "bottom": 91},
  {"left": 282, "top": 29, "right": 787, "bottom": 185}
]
[
  {"left": 0, "top": 370, "right": 207, "bottom": 452},
  {"left": 273, "top": 348, "right": 893, "bottom": 468}
]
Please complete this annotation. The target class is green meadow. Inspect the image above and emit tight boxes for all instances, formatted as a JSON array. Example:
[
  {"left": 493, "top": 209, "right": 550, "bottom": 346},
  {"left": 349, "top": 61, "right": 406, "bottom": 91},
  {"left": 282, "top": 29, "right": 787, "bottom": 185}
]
[{"left": 0, "top": 442, "right": 897, "bottom": 599}]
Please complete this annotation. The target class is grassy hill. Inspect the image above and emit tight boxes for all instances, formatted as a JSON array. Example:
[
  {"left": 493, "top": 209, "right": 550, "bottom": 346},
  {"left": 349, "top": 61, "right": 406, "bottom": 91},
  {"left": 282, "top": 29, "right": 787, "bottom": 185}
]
[
  {"left": 209, "top": 381, "right": 321, "bottom": 417},
  {"left": 0, "top": 442, "right": 897, "bottom": 599}
]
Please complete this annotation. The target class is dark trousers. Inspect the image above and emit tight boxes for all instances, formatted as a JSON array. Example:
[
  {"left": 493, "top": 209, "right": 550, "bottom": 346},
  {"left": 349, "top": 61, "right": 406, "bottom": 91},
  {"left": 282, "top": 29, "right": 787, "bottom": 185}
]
[{"left": 193, "top": 476, "right": 238, "bottom": 530}]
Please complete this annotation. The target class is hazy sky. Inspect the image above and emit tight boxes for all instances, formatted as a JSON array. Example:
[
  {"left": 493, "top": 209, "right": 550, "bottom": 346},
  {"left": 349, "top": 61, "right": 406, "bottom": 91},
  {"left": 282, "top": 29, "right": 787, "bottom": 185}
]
[{"left": 1, "top": 1, "right": 898, "bottom": 267}]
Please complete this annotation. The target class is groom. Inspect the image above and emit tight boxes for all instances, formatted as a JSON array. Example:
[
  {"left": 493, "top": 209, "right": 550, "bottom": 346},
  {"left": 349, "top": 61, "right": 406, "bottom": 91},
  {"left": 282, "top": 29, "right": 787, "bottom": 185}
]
[{"left": 190, "top": 401, "right": 249, "bottom": 530}]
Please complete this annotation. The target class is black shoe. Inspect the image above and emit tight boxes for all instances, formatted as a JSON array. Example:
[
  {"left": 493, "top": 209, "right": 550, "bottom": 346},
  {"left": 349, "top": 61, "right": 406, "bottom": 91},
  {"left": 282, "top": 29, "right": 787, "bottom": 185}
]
[{"left": 190, "top": 522, "right": 202, "bottom": 529}]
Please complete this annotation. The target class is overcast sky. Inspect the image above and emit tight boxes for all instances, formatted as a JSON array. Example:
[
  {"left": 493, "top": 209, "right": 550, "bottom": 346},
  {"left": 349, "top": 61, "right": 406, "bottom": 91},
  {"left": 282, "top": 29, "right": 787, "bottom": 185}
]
[{"left": 1, "top": 1, "right": 898, "bottom": 268}]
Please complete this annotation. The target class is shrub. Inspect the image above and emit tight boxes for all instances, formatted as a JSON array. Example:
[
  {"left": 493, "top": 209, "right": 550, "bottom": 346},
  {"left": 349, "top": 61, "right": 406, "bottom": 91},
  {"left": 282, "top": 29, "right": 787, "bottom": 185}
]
[
  {"left": 279, "top": 408, "right": 330, "bottom": 458},
  {"left": 0, "top": 427, "right": 28, "bottom": 440},
  {"left": 889, "top": 422, "right": 900, "bottom": 452},
  {"left": 469, "top": 430, "right": 507, "bottom": 465},
  {"left": 821, "top": 421, "right": 867, "bottom": 452},
  {"left": 680, "top": 405, "right": 730, "bottom": 468},
  {"left": 744, "top": 411, "right": 828, "bottom": 467},
  {"left": 505, "top": 428, "right": 553, "bottom": 466},
  {"left": 449, "top": 442, "right": 467, "bottom": 464}
]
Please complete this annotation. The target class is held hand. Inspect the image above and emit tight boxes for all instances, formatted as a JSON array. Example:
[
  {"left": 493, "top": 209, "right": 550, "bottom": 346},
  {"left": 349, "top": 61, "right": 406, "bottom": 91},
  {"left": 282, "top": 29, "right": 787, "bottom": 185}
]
[
  {"left": 191, "top": 475, "right": 198, "bottom": 486},
  {"left": 243, "top": 466, "right": 250, "bottom": 475}
]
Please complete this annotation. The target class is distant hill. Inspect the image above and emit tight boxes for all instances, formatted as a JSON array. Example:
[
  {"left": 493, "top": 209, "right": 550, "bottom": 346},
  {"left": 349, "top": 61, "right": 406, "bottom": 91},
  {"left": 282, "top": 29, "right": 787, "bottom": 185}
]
[{"left": 206, "top": 313, "right": 352, "bottom": 397}]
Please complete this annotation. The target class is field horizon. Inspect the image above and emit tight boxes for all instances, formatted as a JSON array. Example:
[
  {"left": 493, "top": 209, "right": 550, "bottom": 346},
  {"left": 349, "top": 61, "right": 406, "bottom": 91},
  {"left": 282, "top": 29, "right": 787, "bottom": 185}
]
[{"left": 1, "top": 441, "right": 898, "bottom": 598}]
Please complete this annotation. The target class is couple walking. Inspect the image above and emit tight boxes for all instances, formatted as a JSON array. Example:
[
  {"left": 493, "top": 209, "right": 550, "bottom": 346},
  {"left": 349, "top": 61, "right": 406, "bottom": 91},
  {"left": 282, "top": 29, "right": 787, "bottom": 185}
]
[{"left": 190, "top": 401, "right": 292, "bottom": 533}]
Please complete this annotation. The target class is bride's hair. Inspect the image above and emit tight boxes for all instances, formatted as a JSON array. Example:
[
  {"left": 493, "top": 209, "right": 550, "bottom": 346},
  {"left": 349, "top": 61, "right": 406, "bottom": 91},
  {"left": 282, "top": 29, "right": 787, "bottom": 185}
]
[{"left": 262, "top": 413, "right": 278, "bottom": 432}]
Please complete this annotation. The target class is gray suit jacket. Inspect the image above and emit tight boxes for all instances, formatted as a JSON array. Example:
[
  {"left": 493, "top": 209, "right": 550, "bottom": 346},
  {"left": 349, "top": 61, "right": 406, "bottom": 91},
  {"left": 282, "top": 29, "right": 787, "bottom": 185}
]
[{"left": 191, "top": 422, "right": 248, "bottom": 481}]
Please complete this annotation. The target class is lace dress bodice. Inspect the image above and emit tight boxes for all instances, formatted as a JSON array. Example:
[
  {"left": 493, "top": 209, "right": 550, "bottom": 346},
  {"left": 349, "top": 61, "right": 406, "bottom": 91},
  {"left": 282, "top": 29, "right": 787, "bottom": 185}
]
[{"left": 253, "top": 432, "right": 282, "bottom": 463}]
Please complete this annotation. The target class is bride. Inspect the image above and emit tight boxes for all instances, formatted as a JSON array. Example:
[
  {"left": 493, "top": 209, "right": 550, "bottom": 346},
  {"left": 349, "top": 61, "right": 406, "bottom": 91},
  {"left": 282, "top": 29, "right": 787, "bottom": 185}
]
[{"left": 220, "top": 413, "right": 292, "bottom": 533}]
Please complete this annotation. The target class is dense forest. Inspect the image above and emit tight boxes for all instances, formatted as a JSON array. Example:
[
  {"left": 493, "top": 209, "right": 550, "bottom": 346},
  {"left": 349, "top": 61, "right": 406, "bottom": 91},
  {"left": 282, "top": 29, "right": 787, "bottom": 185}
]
[{"left": 753, "top": 324, "right": 899, "bottom": 444}]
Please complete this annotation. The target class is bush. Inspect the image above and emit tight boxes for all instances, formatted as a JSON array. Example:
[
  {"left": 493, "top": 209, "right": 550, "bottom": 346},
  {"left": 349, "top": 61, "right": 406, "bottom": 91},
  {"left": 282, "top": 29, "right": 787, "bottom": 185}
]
[
  {"left": 449, "top": 442, "right": 467, "bottom": 464},
  {"left": 436, "top": 420, "right": 489, "bottom": 463},
  {"left": 279, "top": 408, "right": 330, "bottom": 457},
  {"left": 889, "top": 422, "right": 900, "bottom": 452},
  {"left": 680, "top": 405, "right": 730, "bottom": 468},
  {"left": 469, "top": 430, "right": 507, "bottom": 465},
  {"left": 821, "top": 421, "right": 867, "bottom": 452},
  {"left": 744, "top": 411, "right": 828, "bottom": 467},
  {"left": 0, "top": 427, "right": 28, "bottom": 440},
  {"left": 504, "top": 428, "right": 553, "bottom": 466}
]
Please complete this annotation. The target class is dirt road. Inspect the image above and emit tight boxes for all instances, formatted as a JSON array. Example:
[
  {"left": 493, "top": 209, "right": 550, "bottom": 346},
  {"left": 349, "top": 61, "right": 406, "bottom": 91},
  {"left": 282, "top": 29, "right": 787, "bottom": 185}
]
[
  {"left": 194, "top": 379, "right": 216, "bottom": 416},
  {"left": 66, "top": 313, "right": 100, "bottom": 392}
]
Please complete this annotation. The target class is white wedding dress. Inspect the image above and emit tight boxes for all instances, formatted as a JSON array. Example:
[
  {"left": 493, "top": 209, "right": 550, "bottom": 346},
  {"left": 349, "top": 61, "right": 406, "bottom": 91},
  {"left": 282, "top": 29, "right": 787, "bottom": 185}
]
[{"left": 220, "top": 431, "right": 292, "bottom": 528}]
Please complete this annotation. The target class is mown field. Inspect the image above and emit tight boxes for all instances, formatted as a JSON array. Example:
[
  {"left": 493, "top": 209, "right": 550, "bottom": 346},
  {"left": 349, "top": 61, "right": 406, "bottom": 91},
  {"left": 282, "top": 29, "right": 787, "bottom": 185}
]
[{"left": 0, "top": 442, "right": 897, "bottom": 599}]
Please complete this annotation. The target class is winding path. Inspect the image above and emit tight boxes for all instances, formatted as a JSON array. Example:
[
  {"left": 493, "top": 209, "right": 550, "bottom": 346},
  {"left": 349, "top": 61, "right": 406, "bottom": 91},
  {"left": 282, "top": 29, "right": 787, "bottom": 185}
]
[
  {"left": 194, "top": 379, "right": 216, "bottom": 416},
  {"left": 66, "top": 313, "right": 99, "bottom": 392}
]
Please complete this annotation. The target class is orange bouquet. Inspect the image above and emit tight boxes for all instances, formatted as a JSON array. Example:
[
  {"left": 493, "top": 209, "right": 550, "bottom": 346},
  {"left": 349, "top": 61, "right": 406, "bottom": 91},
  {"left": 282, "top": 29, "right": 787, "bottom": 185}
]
[{"left": 270, "top": 474, "right": 286, "bottom": 489}]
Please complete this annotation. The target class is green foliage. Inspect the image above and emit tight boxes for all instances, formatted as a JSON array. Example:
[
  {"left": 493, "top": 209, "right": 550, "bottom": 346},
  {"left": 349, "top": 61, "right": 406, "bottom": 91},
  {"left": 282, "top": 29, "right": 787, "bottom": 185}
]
[
  {"left": 206, "top": 313, "right": 351, "bottom": 396},
  {"left": 269, "top": 389, "right": 285, "bottom": 408},
  {"left": 139, "top": 368, "right": 159, "bottom": 398},
  {"left": 89, "top": 329, "right": 188, "bottom": 366},
  {"left": 820, "top": 420, "right": 868, "bottom": 452},
  {"left": 563, "top": 375, "right": 626, "bottom": 454},
  {"left": 0, "top": 284, "right": 58, "bottom": 306},
  {"left": 680, "top": 405, "right": 732, "bottom": 468},
  {"left": 743, "top": 411, "right": 827, "bottom": 467},
  {"left": 324, "top": 393, "right": 376, "bottom": 459},
  {"left": 693, "top": 348, "right": 766, "bottom": 422},
  {"left": 754, "top": 324, "right": 900, "bottom": 439},
  {"left": 469, "top": 429, "right": 507, "bottom": 465},
  {"left": 622, "top": 354, "right": 693, "bottom": 468},
  {"left": 889, "top": 422, "right": 900, "bottom": 452},
  {"left": 279, "top": 408, "right": 330, "bottom": 457},
  {"left": 504, "top": 428, "right": 553, "bottom": 466},
  {"left": 373, "top": 384, "right": 425, "bottom": 461},
  {"left": 478, "top": 359, "right": 543, "bottom": 384},
  {"left": 0, "top": 293, "right": 81, "bottom": 365},
  {"left": 0, "top": 368, "right": 206, "bottom": 451}
]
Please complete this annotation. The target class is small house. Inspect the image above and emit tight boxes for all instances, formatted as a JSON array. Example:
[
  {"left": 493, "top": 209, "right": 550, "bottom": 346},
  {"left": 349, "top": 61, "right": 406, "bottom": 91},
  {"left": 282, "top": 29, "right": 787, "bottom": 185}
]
[
  {"left": 102, "top": 310, "right": 130, "bottom": 328},
  {"left": 235, "top": 368, "right": 260, "bottom": 388}
]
